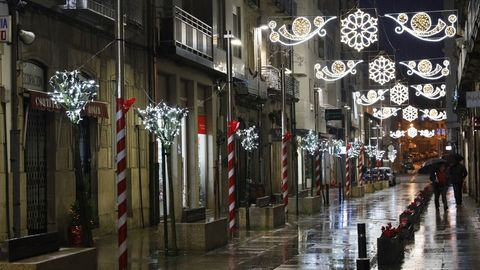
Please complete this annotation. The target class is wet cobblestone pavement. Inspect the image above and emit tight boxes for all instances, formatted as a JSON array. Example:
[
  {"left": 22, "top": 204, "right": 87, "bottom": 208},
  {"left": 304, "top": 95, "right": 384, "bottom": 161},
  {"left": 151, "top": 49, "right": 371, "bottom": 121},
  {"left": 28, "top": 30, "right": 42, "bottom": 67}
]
[{"left": 95, "top": 174, "right": 480, "bottom": 269}]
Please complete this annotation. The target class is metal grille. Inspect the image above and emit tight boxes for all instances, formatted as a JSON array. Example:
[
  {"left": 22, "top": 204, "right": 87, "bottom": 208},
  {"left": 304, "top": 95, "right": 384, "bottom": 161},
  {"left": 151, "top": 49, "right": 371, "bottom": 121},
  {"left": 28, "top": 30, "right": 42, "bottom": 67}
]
[{"left": 25, "top": 109, "right": 47, "bottom": 234}]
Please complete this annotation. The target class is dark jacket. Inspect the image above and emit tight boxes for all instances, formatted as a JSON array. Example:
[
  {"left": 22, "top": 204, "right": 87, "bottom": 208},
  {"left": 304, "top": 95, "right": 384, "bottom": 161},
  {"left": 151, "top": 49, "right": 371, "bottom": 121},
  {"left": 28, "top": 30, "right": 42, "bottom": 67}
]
[{"left": 449, "top": 163, "right": 467, "bottom": 184}]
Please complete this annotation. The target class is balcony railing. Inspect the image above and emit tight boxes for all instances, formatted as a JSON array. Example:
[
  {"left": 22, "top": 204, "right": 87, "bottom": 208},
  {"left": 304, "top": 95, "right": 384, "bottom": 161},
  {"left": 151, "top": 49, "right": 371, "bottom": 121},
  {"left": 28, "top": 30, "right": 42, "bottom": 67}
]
[
  {"left": 158, "top": 6, "right": 213, "bottom": 65},
  {"left": 261, "top": 66, "right": 299, "bottom": 98},
  {"left": 83, "top": 0, "right": 115, "bottom": 19}
]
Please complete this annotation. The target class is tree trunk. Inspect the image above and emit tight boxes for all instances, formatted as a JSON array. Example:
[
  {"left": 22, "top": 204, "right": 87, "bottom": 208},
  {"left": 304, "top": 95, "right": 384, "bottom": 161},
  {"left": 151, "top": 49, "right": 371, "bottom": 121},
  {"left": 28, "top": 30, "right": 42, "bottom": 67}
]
[{"left": 73, "top": 123, "right": 93, "bottom": 247}]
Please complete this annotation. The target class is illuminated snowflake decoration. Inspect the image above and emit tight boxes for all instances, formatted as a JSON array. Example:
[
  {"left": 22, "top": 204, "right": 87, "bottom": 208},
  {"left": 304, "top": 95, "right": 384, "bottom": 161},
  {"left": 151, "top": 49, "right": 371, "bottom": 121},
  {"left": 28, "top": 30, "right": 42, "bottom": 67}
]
[
  {"left": 314, "top": 60, "right": 363, "bottom": 81},
  {"left": 373, "top": 107, "right": 401, "bottom": 120},
  {"left": 402, "top": 105, "right": 418, "bottom": 122},
  {"left": 319, "top": 140, "right": 329, "bottom": 152},
  {"left": 388, "top": 149, "right": 397, "bottom": 163},
  {"left": 412, "top": 83, "right": 446, "bottom": 100},
  {"left": 340, "top": 9, "right": 378, "bottom": 52},
  {"left": 399, "top": 59, "right": 450, "bottom": 80},
  {"left": 385, "top": 12, "right": 457, "bottom": 42},
  {"left": 137, "top": 102, "right": 188, "bottom": 147},
  {"left": 420, "top": 109, "right": 447, "bottom": 121},
  {"left": 300, "top": 130, "right": 320, "bottom": 156},
  {"left": 407, "top": 126, "right": 418, "bottom": 138},
  {"left": 365, "top": 145, "right": 377, "bottom": 158},
  {"left": 347, "top": 141, "right": 362, "bottom": 159},
  {"left": 49, "top": 70, "right": 98, "bottom": 124},
  {"left": 354, "top": 89, "right": 388, "bottom": 106},
  {"left": 369, "top": 55, "right": 396, "bottom": 85},
  {"left": 419, "top": 129, "right": 435, "bottom": 138},
  {"left": 329, "top": 139, "right": 344, "bottom": 157},
  {"left": 390, "top": 130, "right": 405, "bottom": 139},
  {"left": 389, "top": 83, "right": 409, "bottom": 105},
  {"left": 236, "top": 126, "right": 259, "bottom": 152},
  {"left": 373, "top": 149, "right": 385, "bottom": 161},
  {"left": 268, "top": 16, "right": 337, "bottom": 46}
]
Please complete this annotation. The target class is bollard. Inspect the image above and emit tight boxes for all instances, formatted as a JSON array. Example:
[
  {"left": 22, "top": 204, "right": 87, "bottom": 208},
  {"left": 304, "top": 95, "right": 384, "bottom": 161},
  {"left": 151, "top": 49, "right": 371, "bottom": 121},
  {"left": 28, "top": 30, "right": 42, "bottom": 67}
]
[{"left": 356, "top": 223, "right": 370, "bottom": 270}]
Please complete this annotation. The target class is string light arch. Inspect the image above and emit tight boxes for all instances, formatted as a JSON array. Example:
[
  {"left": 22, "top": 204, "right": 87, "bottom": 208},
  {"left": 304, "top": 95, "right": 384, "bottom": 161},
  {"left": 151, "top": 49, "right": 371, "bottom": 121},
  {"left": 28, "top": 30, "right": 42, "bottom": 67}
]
[
  {"left": 412, "top": 83, "right": 446, "bottom": 100},
  {"left": 399, "top": 59, "right": 450, "bottom": 80},
  {"left": 314, "top": 60, "right": 363, "bottom": 81},
  {"left": 373, "top": 107, "right": 401, "bottom": 120},
  {"left": 420, "top": 109, "right": 447, "bottom": 121},
  {"left": 268, "top": 16, "right": 337, "bottom": 46},
  {"left": 354, "top": 89, "right": 388, "bottom": 106}
]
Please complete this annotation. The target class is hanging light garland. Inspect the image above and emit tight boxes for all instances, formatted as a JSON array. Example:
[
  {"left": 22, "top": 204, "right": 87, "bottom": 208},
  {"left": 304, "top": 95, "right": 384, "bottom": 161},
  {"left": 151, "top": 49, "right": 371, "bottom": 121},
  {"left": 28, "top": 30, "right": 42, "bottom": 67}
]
[
  {"left": 419, "top": 129, "right": 435, "bottom": 138},
  {"left": 369, "top": 55, "right": 396, "bottom": 85},
  {"left": 384, "top": 11, "right": 457, "bottom": 42},
  {"left": 236, "top": 126, "right": 259, "bottom": 152},
  {"left": 402, "top": 105, "right": 418, "bottom": 122},
  {"left": 373, "top": 107, "right": 401, "bottom": 120},
  {"left": 399, "top": 59, "right": 450, "bottom": 80},
  {"left": 49, "top": 70, "right": 98, "bottom": 124},
  {"left": 420, "top": 109, "right": 447, "bottom": 121},
  {"left": 355, "top": 89, "right": 388, "bottom": 106},
  {"left": 300, "top": 130, "right": 320, "bottom": 156},
  {"left": 268, "top": 16, "right": 337, "bottom": 46},
  {"left": 389, "top": 82, "right": 409, "bottom": 105},
  {"left": 137, "top": 102, "right": 188, "bottom": 147},
  {"left": 407, "top": 126, "right": 418, "bottom": 138},
  {"left": 412, "top": 83, "right": 446, "bottom": 100},
  {"left": 314, "top": 60, "right": 363, "bottom": 81},
  {"left": 390, "top": 130, "right": 405, "bottom": 139},
  {"left": 341, "top": 9, "right": 378, "bottom": 52}
]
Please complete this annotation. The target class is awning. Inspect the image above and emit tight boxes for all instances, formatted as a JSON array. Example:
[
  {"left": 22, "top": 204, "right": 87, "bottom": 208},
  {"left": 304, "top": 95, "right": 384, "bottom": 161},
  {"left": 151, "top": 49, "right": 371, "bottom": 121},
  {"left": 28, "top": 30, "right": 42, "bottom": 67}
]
[{"left": 28, "top": 89, "right": 109, "bottom": 119}]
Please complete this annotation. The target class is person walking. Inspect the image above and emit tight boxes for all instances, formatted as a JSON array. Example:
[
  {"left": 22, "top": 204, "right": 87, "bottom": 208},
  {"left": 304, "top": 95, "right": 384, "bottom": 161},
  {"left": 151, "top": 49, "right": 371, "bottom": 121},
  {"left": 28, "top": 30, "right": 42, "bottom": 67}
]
[
  {"left": 449, "top": 159, "right": 468, "bottom": 206},
  {"left": 430, "top": 163, "right": 448, "bottom": 211}
]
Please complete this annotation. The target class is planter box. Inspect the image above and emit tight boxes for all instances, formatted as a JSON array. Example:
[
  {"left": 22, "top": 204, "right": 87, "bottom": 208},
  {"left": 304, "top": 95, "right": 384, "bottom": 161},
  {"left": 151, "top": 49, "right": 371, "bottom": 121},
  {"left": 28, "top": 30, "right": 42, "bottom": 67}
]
[
  {"left": 239, "top": 204, "right": 285, "bottom": 230},
  {"left": 399, "top": 211, "right": 419, "bottom": 225},
  {"left": 351, "top": 186, "right": 365, "bottom": 198},
  {"left": 377, "top": 236, "right": 405, "bottom": 265},
  {"left": 287, "top": 196, "right": 321, "bottom": 215},
  {"left": 0, "top": 248, "right": 96, "bottom": 270},
  {"left": 373, "top": 181, "right": 383, "bottom": 191},
  {"left": 159, "top": 218, "right": 228, "bottom": 252},
  {"left": 382, "top": 180, "right": 390, "bottom": 189},
  {"left": 399, "top": 224, "right": 415, "bottom": 241},
  {"left": 364, "top": 183, "right": 374, "bottom": 193}
]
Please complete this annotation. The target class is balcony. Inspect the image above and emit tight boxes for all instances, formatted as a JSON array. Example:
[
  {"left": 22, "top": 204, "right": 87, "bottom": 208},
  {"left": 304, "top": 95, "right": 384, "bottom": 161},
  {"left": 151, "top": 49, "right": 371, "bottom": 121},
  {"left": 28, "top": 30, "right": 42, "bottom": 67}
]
[
  {"left": 158, "top": 6, "right": 213, "bottom": 69},
  {"left": 261, "top": 66, "right": 299, "bottom": 99},
  {"left": 59, "top": 0, "right": 143, "bottom": 28}
]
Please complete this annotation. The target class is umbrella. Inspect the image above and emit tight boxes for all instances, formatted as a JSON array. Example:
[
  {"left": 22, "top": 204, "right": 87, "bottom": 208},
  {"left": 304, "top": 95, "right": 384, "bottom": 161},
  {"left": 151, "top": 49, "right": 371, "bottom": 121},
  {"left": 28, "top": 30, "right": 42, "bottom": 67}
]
[
  {"left": 418, "top": 158, "right": 448, "bottom": 174},
  {"left": 446, "top": 153, "right": 464, "bottom": 164}
]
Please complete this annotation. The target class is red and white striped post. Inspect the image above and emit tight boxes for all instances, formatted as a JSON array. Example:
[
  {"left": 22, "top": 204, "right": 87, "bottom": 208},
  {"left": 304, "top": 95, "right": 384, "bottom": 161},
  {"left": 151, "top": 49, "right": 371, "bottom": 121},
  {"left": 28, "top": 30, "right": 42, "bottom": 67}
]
[
  {"left": 227, "top": 121, "right": 238, "bottom": 232},
  {"left": 116, "top": 0, "right": 127, "bottom": 268},
  {"left": 345, "top": 144, "right": 350, "bottom": 197},
  {"left": 358, "top": 145, "right": 364, "bottom": 186},
  {"left": 281, "top": 134, "right": 289, "bottom": 214},
  {"left": 315, "top": 151, "right": 321, "bottom": 196}
]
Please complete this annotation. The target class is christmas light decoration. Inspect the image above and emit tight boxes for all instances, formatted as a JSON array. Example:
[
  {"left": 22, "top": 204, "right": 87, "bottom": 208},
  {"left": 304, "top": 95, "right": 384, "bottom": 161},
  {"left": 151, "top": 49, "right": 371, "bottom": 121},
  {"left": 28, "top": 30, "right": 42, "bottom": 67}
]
[
  {"left": 347, "top": 141, "right": 362, "bottom": 158},
  {"left": 402, "top": 105, "right": 418, "bottom": 122},
  {"left": 399, "top": 59, "right": 450, "bottom": 80},
  {"left": 236, "top": 126, "right": 259, "bottom": 152},
  {"left": 388, "top": 149, "right": 397, "bottom": 163},
  {"left": 373, "top": 107, "right": 401, "bottom": 120},
  {"left": 390, "top": 130, "right": 405, "bottom": 139},
  {"left": 329, "top": 139, "right": 344, "bottom": 157},
  {"left": 355, "top": 89, "right": 388, "bottom": 106},
  {"left": 365, "top": 145, "right": 377, "bottom": 158},
  {"left": 373, "top": 149, "right": 385, "bottom": 161},
  {"left": 420, "top": 109, "right": 447, "bottom": 121},
  {"left": 419, "top": 129, "right": 435, "bottom": 138},
  {"left": 49, "top": 70, "right": 98, "bottom": 124},
  {"left": 300, "top": 130, "right": 320, "bottom": 156},
  {"left": 412, "top": 83, "right": 446, "bottom": 100},
  {"left": 407, "top": 126, "right": 418, "bottom": 138},
  {"left": 384, "top": 11, "right": 457, "bottom": 42},
  {"left": 319, "top": 140, "right": 329, "bottom": 153},
  {"left": 137, "top": 102, "right": 188, "bottom": 146},
  {"left": 341, "top": 9, "right": 378, "bottom": 52},
  {"left": 389, "top": 83, "right": 409, "bottom": 105},
  {"left": 369, "top": 55, "right": 396, "bottom": 85},
  {"left": 268, "top": 16, "right": 337, "bottom": 46},
  {"left": 314, "top": 60, "right": 363, "bottom": 81}
]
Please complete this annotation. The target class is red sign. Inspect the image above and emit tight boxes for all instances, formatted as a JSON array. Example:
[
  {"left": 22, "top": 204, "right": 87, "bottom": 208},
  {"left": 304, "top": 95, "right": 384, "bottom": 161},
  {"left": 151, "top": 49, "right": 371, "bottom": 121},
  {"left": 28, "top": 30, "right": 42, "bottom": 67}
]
[
  {"left": 29, "top": 90, "right": 108, "bottom": 118},
  {"left": 198, "top": 115, "right": 206, "bottom": 135}
]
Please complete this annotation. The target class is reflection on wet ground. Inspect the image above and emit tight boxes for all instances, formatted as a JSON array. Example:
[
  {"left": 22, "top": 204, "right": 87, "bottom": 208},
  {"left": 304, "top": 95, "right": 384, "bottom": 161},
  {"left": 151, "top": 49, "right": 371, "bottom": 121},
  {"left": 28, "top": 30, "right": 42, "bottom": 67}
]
[{"left": 95, "top": 175, "right": 480, "bottom": 269}]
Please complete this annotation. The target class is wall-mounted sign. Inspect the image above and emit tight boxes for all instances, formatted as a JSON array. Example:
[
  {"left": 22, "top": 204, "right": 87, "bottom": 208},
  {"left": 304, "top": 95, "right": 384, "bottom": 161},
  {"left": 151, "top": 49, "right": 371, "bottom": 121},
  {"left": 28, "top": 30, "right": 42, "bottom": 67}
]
[{"left": 0, "top": 16, "right": 11, "bottom": 43}]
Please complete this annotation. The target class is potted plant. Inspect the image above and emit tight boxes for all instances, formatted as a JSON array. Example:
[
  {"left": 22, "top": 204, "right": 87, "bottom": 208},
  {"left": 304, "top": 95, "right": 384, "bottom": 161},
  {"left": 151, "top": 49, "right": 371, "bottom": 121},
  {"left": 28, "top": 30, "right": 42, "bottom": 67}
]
[
  {"left": 377, "top": 223, "right": 405, "bottom": 265},
  {"left": 68, "top": 201, "right": 83, "bottom": 246}
]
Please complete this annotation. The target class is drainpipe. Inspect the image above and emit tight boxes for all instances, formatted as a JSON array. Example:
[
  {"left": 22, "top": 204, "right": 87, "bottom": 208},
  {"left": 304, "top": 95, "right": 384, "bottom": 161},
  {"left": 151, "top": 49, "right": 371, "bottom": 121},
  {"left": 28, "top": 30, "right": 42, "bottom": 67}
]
[
  {"left": 2, "top": 103, "right": 10, "bottom": 238},
  {"left": 8, "top": 1, "right": 21, "bottom": 238}
]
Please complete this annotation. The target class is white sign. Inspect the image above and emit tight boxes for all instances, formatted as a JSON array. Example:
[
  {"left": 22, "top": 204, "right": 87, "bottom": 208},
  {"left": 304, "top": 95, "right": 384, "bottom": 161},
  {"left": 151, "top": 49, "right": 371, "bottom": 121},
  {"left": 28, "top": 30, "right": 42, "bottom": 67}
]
[
  {"left": 466, "top": 91, "right": 480, "bottom": 108},
  {"left": 0, "top": 16, "right": 11, "bottom": 43}
]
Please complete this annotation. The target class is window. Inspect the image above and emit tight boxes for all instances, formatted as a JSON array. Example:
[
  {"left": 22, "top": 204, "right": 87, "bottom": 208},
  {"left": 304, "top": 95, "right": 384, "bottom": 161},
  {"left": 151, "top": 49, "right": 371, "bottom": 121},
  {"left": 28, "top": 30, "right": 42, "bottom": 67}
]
[{"left": 232, "top": 6, "right": 242, "bottom": 58}]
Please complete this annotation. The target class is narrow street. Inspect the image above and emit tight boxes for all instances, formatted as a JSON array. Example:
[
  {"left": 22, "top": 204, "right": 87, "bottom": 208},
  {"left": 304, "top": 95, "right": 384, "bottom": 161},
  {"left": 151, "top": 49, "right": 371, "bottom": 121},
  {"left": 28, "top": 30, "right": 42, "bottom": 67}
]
[{"left": 96, "top": 174, "right": 480, "bottom": 269}]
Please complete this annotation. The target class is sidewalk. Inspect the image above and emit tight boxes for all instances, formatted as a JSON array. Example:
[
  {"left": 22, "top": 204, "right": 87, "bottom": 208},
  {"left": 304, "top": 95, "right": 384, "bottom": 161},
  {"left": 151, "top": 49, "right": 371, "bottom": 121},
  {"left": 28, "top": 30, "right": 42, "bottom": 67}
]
[{"left": 94, "top": 176, "right": 480, "bottom": 269}]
